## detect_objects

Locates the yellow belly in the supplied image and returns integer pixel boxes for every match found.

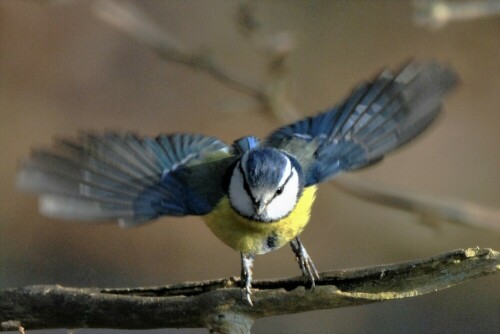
[203,186,317,255]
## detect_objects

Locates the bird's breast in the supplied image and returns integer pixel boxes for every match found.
[203,186,317,255]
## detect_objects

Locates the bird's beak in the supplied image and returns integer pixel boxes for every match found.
[254,200,267,216]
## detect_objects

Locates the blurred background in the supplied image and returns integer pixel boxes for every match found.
[0,1,499,333]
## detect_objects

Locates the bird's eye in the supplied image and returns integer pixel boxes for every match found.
[276,186,284,195]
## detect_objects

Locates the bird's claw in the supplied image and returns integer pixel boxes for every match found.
[240,253,255,306]
[297,249,320,287]
[291,237,320,287]
[243,284,253,306]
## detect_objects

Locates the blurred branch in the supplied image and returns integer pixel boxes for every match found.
[90,0,500,232]
[92,0,300,121]
[91,2,500,233]
[235,1,300,121]
[413,0,500,29]
[335,175,500,232]
[1,248,498,332]
[92,0,267,106]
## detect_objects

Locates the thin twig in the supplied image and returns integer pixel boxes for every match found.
[235,2,301,121]
[334,175,500,232]
[92,0,267,103]
[1,248,498,332]
[413,0,500,29]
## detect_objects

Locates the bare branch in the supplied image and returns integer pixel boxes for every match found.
[92,0,303,122]
[1,248,498,332]
[334,175,500,232]
[92,0,267,103]
[413,0,500,29]
[235,2,300,121]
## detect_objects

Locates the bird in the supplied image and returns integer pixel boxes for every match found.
[17,61,458,305]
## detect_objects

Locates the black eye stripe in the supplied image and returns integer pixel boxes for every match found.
[272,168,294,200]
[239,162,257,204]
[238,161,294,206]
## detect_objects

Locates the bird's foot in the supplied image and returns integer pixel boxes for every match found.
[290,237,320,287]
[240,253,255,306]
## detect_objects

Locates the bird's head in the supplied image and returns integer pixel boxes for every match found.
[229,147,304,222]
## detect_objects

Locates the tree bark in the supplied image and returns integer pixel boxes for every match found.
[1,248,498,333]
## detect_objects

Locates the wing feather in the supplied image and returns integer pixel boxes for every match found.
[265,62,458,185]
[17,132,232,226]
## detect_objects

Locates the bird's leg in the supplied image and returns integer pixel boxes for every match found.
[240,252,255,306]
[290,237,320,287]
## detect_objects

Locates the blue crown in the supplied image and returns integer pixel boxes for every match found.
[243,148,288,189]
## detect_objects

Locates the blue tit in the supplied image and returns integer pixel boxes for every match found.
[17,62,457,305]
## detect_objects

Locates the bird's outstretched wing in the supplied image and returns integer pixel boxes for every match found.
[17,133,234,226]
[265,62,458,186]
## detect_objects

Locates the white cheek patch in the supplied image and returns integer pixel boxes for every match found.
[277,159,292,188]
[252,156,292,209]
[228,163,254,217]
[229,158,300,222]
[264,168,299,221]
